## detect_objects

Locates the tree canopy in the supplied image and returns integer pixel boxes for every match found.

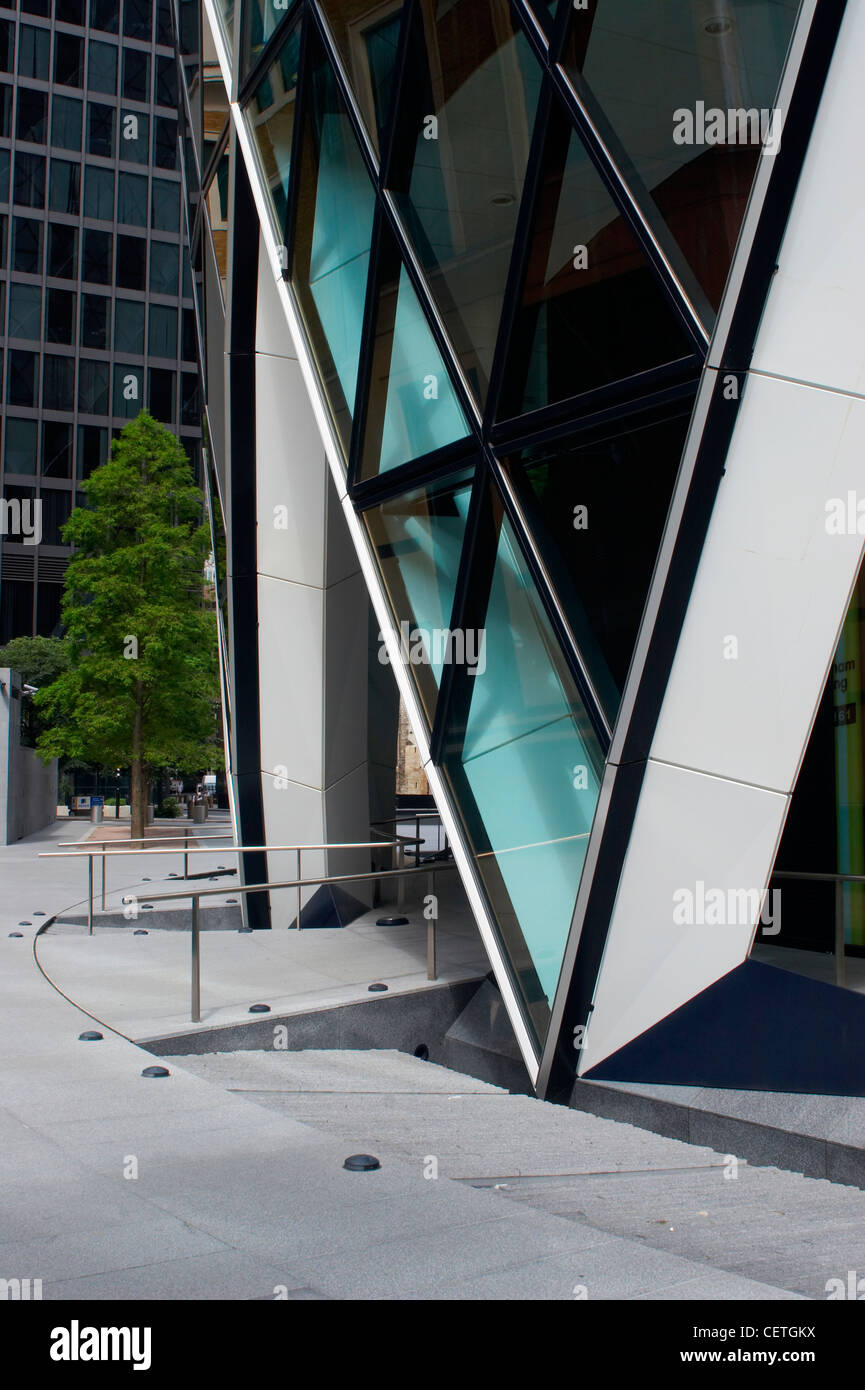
[36,412,223,837]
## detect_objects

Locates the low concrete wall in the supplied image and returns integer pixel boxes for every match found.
[0,667,57,843]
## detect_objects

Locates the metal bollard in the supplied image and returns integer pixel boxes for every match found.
[191,895,201,1022]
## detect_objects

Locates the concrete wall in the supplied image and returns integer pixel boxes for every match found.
[0,668,58,844]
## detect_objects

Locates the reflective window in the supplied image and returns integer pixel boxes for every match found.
[156,0,174,46]
[88,102,115,157]
[0,84,10,138]
[48,223,78,279]
[81,227,112,283]
[5,418,38,475]
[153,116,177,169]
[13,152,45,208]
[292,44,377,456]
[148,366,175,422]
[43,355,75,412]
[18,26,49,80]
[114,297,144,352]
[441,483,605,1043]
[43,423,74,479]
[119,109,149,163]
[155,55,176,108]
[40,490,72,546]
[17,90,47,144]
[149,238,178,295]
[77,423,109,477]
[151,177,179,231]
[180,371,199,426]
[84,165,114,220]
[9,283,42,340]
[117,171,148,225]
[364,468,475,725]
[182,307,197,362]
[54,33,84,89]
[8,349,38,407]
[88,40,118,95]
[122,48,150,102]
[388,0,543,404]
[116,232,146,290]
[81,293,109,349]
[13,216,42,274]
[90,0,119,35]
[124,0,152,42]
[51,96,82,150]
[0,19,12,74]
[563,0,800,313]
[113,363,143,418]
[46,288,76,344]
[78,358,110,413]
[148,302,176,358]
[48,160,80,216]
[359,233,470,480]
[56,0,86,23]
[246,26,300,238]
[0,148,7,203]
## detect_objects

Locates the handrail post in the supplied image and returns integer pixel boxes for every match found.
[296,848,302,931]
[427,869,436,981]
[397,841,405,909]
[88,854,93,936]
[191,895,201,1022]
[101,843,106,910]
[183,827,189,880]
[835,878,846,989]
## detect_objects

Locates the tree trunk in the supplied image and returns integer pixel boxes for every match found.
[130,682,146,841]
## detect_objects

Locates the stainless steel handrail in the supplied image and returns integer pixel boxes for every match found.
[135,859,453,1022]
[39,838,409,935]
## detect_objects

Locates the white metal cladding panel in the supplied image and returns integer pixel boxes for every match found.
[580,759,788,1071]
[750,0,865,400]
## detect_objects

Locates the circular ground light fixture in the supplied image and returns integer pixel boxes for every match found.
[414,1044,430,1061]
[376,916,409,927]
[9,932,23,938]
[343,1153,381,1172]
[18,921,31,926]
[142,877,151,882]
[79,1030,103,1041]
[249,1003,271,1013]
[33,911,45,917]
[141,1065,170,1078]
[226,898,238,904]
[368,982,388,993]
[141,905,154,911]
[168,873,178,878]
[238,926,253,933]
[133,929,148,936]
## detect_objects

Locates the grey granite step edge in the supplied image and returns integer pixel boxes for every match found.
[570,1077,865,1191]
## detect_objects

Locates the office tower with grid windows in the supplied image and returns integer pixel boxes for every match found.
[188,0,865,1102]
[0,0,201,643]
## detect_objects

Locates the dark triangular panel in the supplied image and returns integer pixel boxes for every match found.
[497,93,697,421]
[290,882,367,929]
[585,960,865,1095]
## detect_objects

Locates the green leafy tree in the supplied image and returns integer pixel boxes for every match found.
[36,412,223,839]
[0,634,70,688]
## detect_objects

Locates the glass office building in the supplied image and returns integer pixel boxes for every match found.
[188,0,865,1099]
[0,0,201,643]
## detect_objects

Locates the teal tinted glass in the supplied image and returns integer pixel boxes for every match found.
[246,25,300,237]
[292,47,377,456]
[442,490,604,1044]
[359,255,470,480]
[243,0,288,74]
[364,468,474,725]
[389,0,543,404]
